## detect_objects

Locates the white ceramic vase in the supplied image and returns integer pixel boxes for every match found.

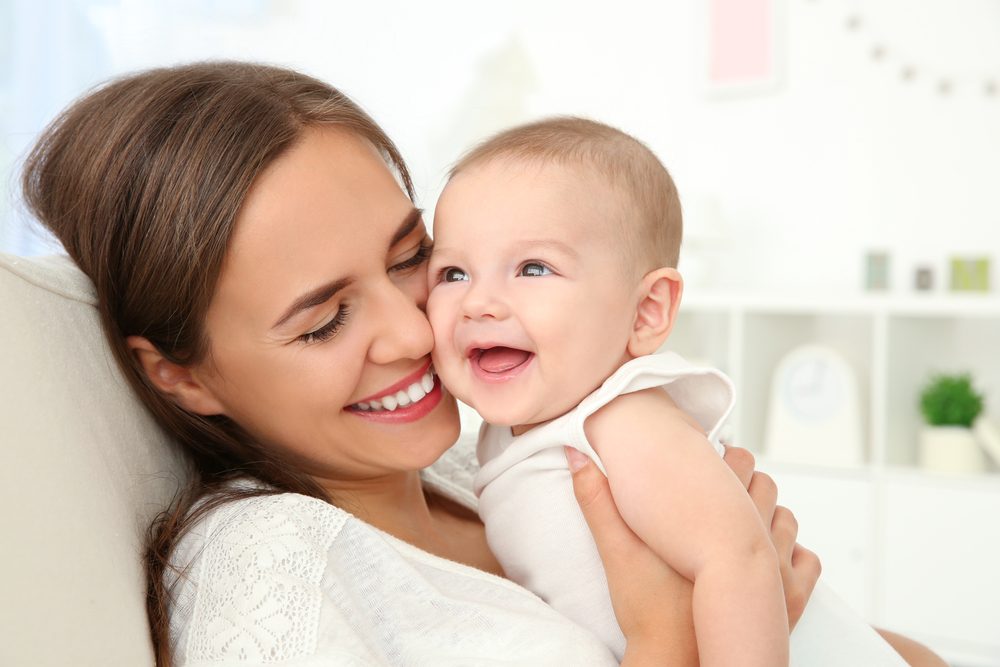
[919,426,985,473]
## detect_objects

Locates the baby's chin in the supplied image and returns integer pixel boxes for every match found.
[475,402,566,433]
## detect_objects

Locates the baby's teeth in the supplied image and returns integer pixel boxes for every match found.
[369,399,383,411]
[382,394,398,411]
[421,373,433,393]
[395,389,412,407]
[408,383,425,403]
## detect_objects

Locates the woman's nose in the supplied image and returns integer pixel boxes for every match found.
[367,279,435,364]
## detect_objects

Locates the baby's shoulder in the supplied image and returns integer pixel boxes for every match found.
[585,385,693,437]
[580,353,728,444]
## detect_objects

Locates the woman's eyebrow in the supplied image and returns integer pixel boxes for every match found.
[270,209,422,330]
[389,208,424,248]
[272,277,354,330]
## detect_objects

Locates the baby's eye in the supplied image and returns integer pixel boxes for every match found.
[443,267,469,282]
[518,262,552,277]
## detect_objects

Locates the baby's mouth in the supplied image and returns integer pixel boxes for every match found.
[470,346,534,374]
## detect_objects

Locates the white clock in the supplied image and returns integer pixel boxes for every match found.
[764,344,864,467]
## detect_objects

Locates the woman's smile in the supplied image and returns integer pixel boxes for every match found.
[348,362,444,423]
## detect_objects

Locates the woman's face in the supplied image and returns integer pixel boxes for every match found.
[193,127,459,487]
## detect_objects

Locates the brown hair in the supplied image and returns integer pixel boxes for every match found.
[451,116,682,273]
[21,61,414,666]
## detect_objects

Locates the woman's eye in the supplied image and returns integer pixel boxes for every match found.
[389,240,433,273]
[519,262,552,277]
[443,267,469,282]
[299,305,351,344]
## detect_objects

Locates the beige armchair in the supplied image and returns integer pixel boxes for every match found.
[0,252,186,666]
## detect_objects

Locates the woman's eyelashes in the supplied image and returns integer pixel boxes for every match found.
[299,305,351,344]
[296,238,430,345]
[388,239,433,273]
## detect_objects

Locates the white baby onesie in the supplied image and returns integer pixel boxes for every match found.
[475,351,907,666]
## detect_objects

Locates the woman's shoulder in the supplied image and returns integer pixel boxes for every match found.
[177,489,347,557]
[169,490,351,664]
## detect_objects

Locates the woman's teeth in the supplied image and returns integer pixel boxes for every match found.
[352,368,436,412]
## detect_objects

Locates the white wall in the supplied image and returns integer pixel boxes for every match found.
[3,0,999,285]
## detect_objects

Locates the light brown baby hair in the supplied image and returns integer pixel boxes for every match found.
[450,116,682,275]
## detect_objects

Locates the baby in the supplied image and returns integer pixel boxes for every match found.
[427,118,907,666]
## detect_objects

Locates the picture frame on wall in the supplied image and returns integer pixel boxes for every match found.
[703,0,783,97]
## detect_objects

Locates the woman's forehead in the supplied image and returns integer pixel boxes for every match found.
[212,128,416,324]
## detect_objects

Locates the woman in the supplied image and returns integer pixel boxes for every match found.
[21,62,937,665]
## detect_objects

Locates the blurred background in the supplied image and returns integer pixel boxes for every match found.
[1,1,998,664]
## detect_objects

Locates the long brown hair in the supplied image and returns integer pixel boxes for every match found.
[21,61,415,666]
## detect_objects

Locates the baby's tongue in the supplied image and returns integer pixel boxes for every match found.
[478,347,531,373]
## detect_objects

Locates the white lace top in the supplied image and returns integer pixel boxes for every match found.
[166,439,617,666]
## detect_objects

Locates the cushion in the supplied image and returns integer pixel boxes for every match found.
[0,252,187,666]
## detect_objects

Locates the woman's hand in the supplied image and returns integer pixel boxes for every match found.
[567,446,697,665]
[722,446,821,630]
[568,443,822,665]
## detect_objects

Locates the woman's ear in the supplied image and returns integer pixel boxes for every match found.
[125,335,226,416]
[628,267,683,358]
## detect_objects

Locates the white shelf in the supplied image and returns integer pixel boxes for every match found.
[684,291,1000,318]
[671,294,1000,664]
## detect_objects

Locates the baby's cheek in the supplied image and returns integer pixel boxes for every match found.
[425,297,462,387]
[425,290,448,336]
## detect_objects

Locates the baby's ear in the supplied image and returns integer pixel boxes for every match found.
[627,267,683,357]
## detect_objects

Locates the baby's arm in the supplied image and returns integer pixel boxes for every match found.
[585,388,789,667]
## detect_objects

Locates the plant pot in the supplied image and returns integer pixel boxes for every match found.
[919,426,986,473]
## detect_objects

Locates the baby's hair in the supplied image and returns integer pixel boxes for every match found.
[450,116,681,273]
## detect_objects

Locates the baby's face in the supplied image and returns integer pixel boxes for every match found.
[427,159,639,431]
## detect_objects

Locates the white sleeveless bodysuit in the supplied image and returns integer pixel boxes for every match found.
[475,352,906,665]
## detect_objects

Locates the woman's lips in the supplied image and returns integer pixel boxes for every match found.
[352,361,433,405]
[347,364,443,423]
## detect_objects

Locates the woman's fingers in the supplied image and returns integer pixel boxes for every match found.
[792,543,822,581]
[566,447,644,557]
[785,543,821,630]
[770,505,798,554]
[748,471,778,528]
[722,445,755,489]
[724,444,777,528]
[771,505,820,631]
[723,445,822,630]
[566,446,698,662]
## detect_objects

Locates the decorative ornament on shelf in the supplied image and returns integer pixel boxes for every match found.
[913,265,934,292]
[949,256,991,292]
[864,250,890,291]
[764,344,864,467]
[918,373,987,473]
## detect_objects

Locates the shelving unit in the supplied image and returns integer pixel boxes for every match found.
[671,292,1000,666]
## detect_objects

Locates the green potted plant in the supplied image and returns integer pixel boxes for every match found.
[918,373,986,473]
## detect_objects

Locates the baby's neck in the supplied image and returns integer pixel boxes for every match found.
[510,422,541,436]
[508,352,640,437]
